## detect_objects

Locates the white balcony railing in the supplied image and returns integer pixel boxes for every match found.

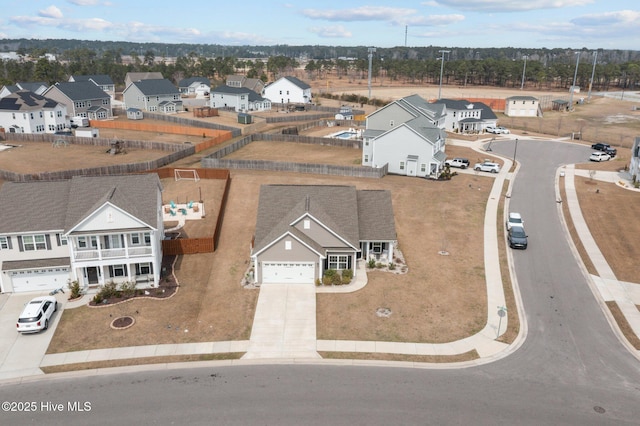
[73,246,152,261]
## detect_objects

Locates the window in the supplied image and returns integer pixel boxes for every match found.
[144,233,151,245]
[303,219,310,229]
[102,99,109,105]
[136,263,151,275]
[131,233,141,245]
[285,240,292,250]
[389,120,394,127]
[399,161,405,170]
[0,236,9,249]
[364,155,368,163]
[111,264,126,277]
[22,235,47,251]
[328,255,349,270]
[365,141,369,146]
[371,242,385,253]
[421,163,426,172]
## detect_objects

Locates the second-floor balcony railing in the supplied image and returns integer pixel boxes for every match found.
[74,246,153,261]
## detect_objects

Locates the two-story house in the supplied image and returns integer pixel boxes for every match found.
[0,174,164,293]
[362,94,447,178]
[226,75,265,94]
[210,85,271,112]
[0,81,48,99]
[431,98,497,133]
[123,79,183,113]
[263,76,312,104]
[42,81,112,121]
[124,72,164,88]
[0,91,68,134]
[69,74,116,100]
[504,95,540,117]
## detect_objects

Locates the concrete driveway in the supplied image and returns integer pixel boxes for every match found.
[0,291,65,380]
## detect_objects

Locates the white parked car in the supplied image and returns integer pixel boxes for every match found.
[16,296,57,333]
[496,126,510,134]
[474,161,501,173]
[506,212,524,230]
[445,157,470,169]
[485,126,500,134]
[589,151,611,162]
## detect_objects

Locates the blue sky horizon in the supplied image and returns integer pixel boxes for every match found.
[2,1,639,51]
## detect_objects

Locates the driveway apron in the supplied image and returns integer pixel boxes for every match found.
[242,283,320,359]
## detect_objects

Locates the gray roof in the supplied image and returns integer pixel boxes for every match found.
[399,94,446,122]
[433,98,497,120]
[282,76,311,90]
[70,74,114,85]
[403,116,446,143]
[0,174,162,234]
[253,185,395,255]
[0,91,59,111]
[506,95,538,101]
[129,79,179,96]
[16,82,48,92]
[126,72,164,83]
[211,84,266,101]
[2,257,70,271]
[48,81,110,101]
[178,77,210,87]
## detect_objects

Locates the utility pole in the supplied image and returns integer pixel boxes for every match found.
[367,47,376,100]
[405,26,408,47]
[520,55,528,90]
[587,50,598,103]
[438,50,450,100]
[568,52,580,110]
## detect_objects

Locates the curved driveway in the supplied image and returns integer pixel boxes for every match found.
[2,139,640,425]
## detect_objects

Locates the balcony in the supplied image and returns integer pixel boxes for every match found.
[74,246,153,261]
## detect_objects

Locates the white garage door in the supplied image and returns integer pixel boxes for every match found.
[10,269,70,293]
[262,262,315,284]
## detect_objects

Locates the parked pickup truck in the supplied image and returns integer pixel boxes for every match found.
[591,142,617,157]
[444,158,470,169]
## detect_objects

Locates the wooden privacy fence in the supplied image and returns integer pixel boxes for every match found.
[162,237,214,255]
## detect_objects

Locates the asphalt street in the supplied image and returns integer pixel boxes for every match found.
[1,139,639,425]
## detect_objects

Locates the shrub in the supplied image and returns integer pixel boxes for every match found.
[367,258,377,268]
[98,281,119,299]
[331,272,343,286]
[315,278,322,286]
[376,262,384,269]
[388,262,396,271]
[341,269,353,284]
[120,281,137,298]
[92,293,103,304]
[67,279,82,299]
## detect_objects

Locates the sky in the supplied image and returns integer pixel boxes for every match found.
[1,0,639,50]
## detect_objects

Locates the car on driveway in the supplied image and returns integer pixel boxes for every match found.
[485,126,499,134]
[508,225,528,249]
[589,151,611,162]
[496,126,510,134]
[506,212,524,230]
[445,157,470,169]
[591,142,617,157]
[474,161,501,173]
[16,296,57,333]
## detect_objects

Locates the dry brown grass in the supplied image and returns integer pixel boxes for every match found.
[606,302,640,350]
[319,350,479,363]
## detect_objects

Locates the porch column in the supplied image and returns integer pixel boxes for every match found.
[388,242,394,263]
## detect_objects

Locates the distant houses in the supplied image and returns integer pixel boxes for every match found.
[504,95,540,117]
[0,91,68,134]
[43,81,112,120]
[263,76,312,104]
[123,79,183,113]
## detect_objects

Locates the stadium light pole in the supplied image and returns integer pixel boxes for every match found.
[520,55,528,90]
[568,51,580,110]
[438,50,450,99]
[367,47,376,100]
[587,50,598,103]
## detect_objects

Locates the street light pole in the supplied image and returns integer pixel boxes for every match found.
[568,52,580,110]
[367,47,376,100]
[587,50,597,103]
[520,55,527,90]
[513,138,518,163]
[438,50,450,100]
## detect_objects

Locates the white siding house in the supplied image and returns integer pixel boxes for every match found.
[0,174,164,293]
[210,85,271,112]
[0,91,68,134]
[263,76,312,104]
[505,95,540,117]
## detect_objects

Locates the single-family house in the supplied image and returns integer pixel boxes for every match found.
[178,77,211,97]
[0,174,164,293]
[0,82,48,99]
[431,99,497,133]
[362,94,447,178]
[0,91,68,134]
[250,185,397,285]
[630,137,640,182]
[123,79,183,113]
[69,74,116,100]
[226,75,265,94]
[124,72,164,88]
[263,76,312,104]
[42,81,112,121]
[335,105,354,120]
[505,95,540,117]
[210,85,271,112]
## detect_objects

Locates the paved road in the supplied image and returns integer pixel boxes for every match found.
[2,139,639,425]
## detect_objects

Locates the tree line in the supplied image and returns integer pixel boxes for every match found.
[0,41,638,93]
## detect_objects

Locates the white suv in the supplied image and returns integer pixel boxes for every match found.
[474,161,501,173]
[16,296,57,333]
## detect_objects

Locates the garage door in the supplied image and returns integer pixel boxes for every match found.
[10,269,70,293]
[262,262,315,284]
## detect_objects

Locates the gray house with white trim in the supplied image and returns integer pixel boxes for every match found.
[43,81,112,120]
[123,79,183,113]
[251,185,396,285]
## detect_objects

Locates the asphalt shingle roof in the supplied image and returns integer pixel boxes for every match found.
[49,81,110,101]
[130,79,179,96]
[0,91,59,111]
[70,74,114,85]
[283,76,311,90]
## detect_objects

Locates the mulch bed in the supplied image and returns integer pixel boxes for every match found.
[88,255,179,306]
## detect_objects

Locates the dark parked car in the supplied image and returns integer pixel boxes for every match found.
[508,225,528,249]
[591,142,617,157]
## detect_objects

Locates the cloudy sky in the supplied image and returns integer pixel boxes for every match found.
[2,0,639,49]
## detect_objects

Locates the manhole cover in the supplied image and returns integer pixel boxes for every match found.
[110,316,135,330]
[376,307,392,318]
[593,406,606,414]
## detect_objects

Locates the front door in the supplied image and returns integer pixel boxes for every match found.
[86,267,99,284]
[406,160,417,176]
